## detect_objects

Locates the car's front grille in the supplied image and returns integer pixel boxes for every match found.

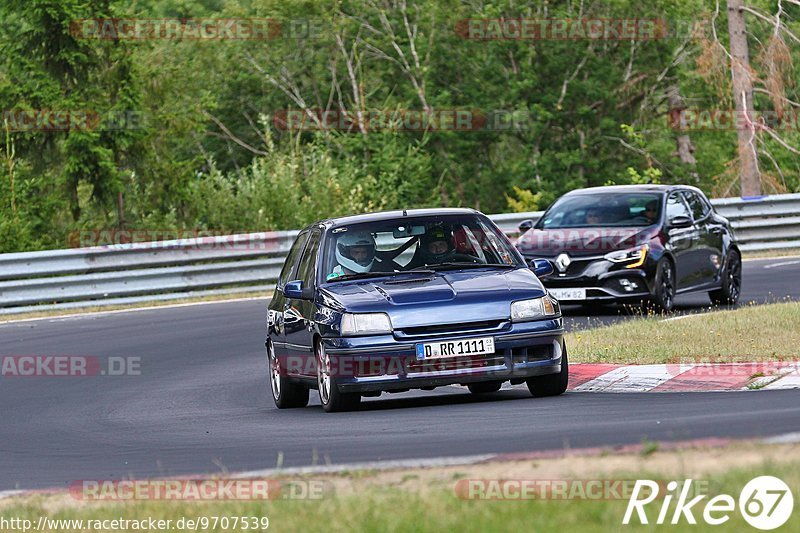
[404,344,553,374]
[395,320,507,339]
[405,354,506,373]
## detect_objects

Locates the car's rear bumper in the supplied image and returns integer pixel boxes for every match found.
[321,318,564,393]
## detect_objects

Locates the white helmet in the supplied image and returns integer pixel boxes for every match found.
[335,231,376,273]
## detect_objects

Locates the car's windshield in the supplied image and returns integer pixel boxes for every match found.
[538,192,663,229]
[322,214,521,282]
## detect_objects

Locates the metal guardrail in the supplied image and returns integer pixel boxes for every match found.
[0,194,798,314]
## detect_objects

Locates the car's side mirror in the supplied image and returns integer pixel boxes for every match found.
[529,258,554,278]
[283,280,314,300]
[518,219,534,235]
[669,215,693,229]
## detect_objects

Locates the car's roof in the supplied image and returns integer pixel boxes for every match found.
[313,208,481,229]
[564,184,698,196]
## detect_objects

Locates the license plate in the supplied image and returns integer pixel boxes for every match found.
[415,337,495,360]
[549,288,586,301]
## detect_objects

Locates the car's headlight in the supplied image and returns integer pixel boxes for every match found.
[340,313,393,336]
[604,244,649,268]
[510,296,560,322]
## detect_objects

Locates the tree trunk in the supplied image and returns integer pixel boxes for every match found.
[727,0,761,196]
[667,86,698,182]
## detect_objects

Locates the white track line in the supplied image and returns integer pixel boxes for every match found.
[574,364,681,392]
[763,259,800,269]
[763,366,800,390]
[763,432,800,444]
[0,296,270,326]
[232,454,497,480]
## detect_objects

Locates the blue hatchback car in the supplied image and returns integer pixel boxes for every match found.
[266,208,568,412]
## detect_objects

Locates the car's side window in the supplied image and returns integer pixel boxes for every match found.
[666,192,692,221]
[683,191,710,221]
[277,231,309,288]
[296,230,321,288]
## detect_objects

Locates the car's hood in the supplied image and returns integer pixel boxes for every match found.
[319,268,545,329]
[515,226,655,258]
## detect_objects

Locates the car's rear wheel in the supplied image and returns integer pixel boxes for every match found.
[651,258,676,313]
[526,345,569,397]
[709,250,742,306]
[317,342,361,413]
[267,340,309,408]
[468,381,503,394]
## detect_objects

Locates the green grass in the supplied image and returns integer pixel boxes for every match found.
[567,301,800,364]
[2,459,799,532]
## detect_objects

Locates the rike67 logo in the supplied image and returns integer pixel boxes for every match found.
[624,476,794,530]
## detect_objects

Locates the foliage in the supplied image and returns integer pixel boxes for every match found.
[1,0,799,251]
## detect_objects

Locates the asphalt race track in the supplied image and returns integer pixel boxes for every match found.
[1,256,799,491]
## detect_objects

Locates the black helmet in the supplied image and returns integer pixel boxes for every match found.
[421,227,454,263]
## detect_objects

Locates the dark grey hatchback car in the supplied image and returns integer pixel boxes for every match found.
[515,185,742,312]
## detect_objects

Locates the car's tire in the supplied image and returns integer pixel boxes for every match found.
[709,250,742,306]
[651,258,676,313]
[316,342,361,413]
[526,345,569,398]
[468,381,503,394]
[267,340,309,408]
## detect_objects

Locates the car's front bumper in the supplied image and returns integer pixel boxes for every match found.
[321,318,564,393]
[524,254,657,302]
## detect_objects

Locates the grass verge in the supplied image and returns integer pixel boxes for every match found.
[742,248,800,259]
[567,301,800,364]
[2,442,798,532]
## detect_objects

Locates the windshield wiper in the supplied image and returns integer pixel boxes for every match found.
[422,262,517,271]
[328,270,435,282]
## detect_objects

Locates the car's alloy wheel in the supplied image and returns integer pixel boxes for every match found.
[267,340,309,409]
[710,250,742,306]
[467,381,503,394]
[316,342,361,413]
[652,259,675,313]
[526,344,569,397]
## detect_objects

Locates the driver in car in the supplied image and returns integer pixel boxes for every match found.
[633,200,659,225]
[327,232,379,280]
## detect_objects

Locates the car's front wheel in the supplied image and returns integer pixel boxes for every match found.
[526,345,569,397]
[317,342,361,413]
[709,250,742,306]
[267,340,309,408]
[468,381,502,394]
[651,258,676,313]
